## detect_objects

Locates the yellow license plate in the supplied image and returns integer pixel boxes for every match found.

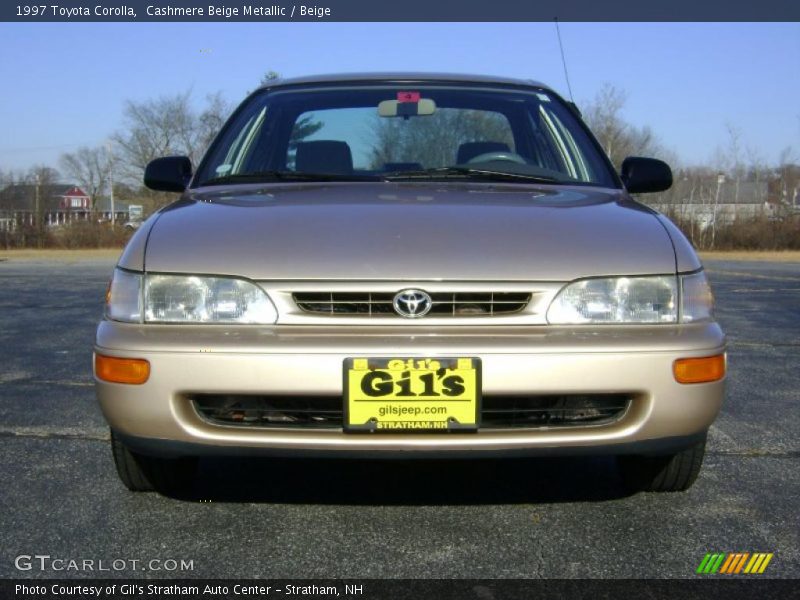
[344,357,480,432]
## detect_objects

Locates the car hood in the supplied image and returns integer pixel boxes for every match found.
[137,182,677,281]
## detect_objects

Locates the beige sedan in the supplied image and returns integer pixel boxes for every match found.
[95,73,725,494]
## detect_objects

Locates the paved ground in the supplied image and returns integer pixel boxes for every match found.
[0,257,797,579]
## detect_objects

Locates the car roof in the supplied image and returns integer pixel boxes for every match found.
[259,72,553,92]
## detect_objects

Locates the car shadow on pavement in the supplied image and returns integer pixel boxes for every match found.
[180,455,633,505]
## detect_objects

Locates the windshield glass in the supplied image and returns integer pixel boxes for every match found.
[195,84,617,187]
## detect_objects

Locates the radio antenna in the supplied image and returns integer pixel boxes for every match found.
[554,18,574,102]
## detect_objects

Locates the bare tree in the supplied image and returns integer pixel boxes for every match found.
[259,71,281,86]
[112,90,232,186]
[112,91,192,183]
[774,146,799,210]
[369,109,514,169]
[59,146,110,211]
[582,84,629,166]
[581,83,666,169]
[25,165,60,247]
[25,165,60,186]
[745,143,769,209]
[716,124,746,201]
[197,92,233,155]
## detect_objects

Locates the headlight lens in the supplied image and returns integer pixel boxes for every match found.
[105,270,278,324]
[145,275,277,323]
[547,275,678,324]
[680,271,714,322]
[547,272,715,324]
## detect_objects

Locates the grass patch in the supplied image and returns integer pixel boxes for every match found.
[700,251,800,262]
[0,248,122,261]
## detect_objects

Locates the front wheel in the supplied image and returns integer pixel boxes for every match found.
[110,430,197,494]
[617,436,707,493]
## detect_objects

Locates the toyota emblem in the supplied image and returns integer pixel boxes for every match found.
[393,289,432,318]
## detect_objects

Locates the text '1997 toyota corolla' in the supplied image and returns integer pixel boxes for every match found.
[94,73,725,495]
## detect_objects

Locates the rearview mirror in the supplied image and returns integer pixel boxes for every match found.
[620,156,672,194]
[378,98,436,118]
[144,156,192,192]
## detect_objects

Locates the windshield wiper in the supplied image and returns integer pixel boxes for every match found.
[199,170,382,186]
[383,166,560,184]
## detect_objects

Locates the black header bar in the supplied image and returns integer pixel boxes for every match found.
[2,0,799,22]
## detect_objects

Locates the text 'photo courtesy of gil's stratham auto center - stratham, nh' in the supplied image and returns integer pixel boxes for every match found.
[0,2,799,598]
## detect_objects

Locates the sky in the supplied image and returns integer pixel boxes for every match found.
[0,22,798,178]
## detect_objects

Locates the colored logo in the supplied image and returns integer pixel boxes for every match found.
[696,552,774,575]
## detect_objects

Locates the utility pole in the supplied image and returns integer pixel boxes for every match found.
[107,141,115,228]
[34,173,41,248]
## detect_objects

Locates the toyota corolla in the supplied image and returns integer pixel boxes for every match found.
[95,73,725,494]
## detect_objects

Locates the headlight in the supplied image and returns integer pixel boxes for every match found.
[145,275,277,323]
[547,272,714,324]
[547,275,678,324]
[105,270,278,324]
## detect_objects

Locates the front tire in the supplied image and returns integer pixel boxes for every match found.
[618,436,707,492]
[110,430,197,494]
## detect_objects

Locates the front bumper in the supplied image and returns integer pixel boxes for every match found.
[94,321,725,457]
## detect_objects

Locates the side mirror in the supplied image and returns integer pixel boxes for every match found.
[144,156,192,192]
[620,156,672,194]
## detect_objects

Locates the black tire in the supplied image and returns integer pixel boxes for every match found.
[110,430,197,494]
[618,436,707,493]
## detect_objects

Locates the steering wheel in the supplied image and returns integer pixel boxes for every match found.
[466,151,529,165]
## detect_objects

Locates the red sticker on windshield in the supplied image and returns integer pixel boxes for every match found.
[397,91,421,103]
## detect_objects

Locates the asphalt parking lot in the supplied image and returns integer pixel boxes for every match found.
[0,255,797,579]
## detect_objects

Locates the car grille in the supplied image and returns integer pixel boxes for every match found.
[292,292,531,317]
[192,395,342,429]
[479,395,631,428]
[190,394,631,430]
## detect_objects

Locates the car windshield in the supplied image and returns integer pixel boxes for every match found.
[194,83,617,188]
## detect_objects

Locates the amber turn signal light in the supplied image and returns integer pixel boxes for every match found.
[95,354,150,385]
[673,354,726,384]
